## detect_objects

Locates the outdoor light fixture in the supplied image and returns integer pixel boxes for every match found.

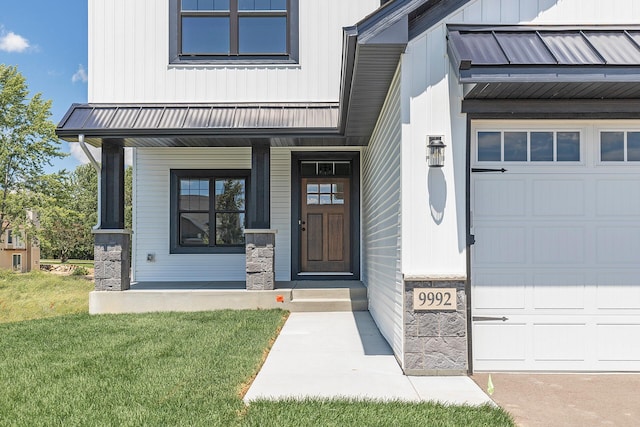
[427,135,446,167]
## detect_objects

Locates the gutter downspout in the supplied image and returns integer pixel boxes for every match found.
[78,134,102,229]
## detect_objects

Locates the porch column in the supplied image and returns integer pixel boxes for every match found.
[93,139,131,291]
[248,142,270,229]
[244,143,275,290]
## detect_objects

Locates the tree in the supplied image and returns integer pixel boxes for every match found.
[0,65,63,241]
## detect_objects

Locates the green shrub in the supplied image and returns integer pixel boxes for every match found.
[71,266,90,276]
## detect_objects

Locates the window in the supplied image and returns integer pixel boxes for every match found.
[477,130,581,162]
[12,254,21,271]
[171,170,249,254]
[176,0,297,61]
[600,131,640,162]
[6,230,12,245]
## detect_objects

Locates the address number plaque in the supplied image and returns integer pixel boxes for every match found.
[413,288,456,311]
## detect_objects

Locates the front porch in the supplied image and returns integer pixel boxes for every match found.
[89,280,368,314]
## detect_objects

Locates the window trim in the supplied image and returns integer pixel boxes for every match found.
[170,169,250,254]
[170,0,299,64]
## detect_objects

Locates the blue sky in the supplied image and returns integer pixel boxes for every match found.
[0,0,88,173]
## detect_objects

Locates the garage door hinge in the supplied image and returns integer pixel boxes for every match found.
[472,316,509,322]
[471,168,507,173]
[468,234,476,245]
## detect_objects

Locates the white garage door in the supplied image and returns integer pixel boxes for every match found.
[471,124,640,371]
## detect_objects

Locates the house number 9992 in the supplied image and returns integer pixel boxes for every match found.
[413,288,456,311]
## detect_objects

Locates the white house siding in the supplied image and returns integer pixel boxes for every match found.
[400,0,640,278]
[88,0,379,104]
[363,68,403,359]
[133,147,251,282]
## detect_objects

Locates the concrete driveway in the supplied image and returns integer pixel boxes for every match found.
[471,373,640,427]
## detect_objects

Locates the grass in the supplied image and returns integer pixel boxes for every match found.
[0,269,93,323]
[0,272,514,426]
[40,259,95,268]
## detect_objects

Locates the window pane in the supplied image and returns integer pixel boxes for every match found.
[477,132,501,161]
[319,184,331,194]
[179,179,209,210]
[504,132,527,161]
[628,132,640,161]
[317,163,333,176]
[182,17,230,54]
[180,213,210,246]
[215,179,245,211]
[332,183,344,193]
[320,195,332,205]
[332,194,345,205]
[601,132,624,161]
[531,132,553,161]
[301,163,316,177]
[239,17,287,54]
[334,163,351,176]
[182,0,229,10]
[307,195,319,205]
[239,0,286,10]
[216,213,245,245]
[306,184,319,193]
[557,132,580,161]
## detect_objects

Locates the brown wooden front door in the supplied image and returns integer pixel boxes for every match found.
[301,177,350,272]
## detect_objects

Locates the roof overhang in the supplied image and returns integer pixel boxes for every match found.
[448,25,640,101]
[56,103,368,147]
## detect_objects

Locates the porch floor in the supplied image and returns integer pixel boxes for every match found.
[89,281,368,314]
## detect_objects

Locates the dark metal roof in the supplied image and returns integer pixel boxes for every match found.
[56,103,353,146]
[448,25,640,83]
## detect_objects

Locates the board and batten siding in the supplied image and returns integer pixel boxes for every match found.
[400,0,640,278]
[88,0,379,104]
[363,67,403,359]
[133,147,252,282]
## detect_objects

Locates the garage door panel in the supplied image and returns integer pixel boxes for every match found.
[474,179,526,216]
[533,180,585,216]
[533,227,585,264]
[596,273,640,309]
[475,227,527,263]
[474,324,527,361]
[533,281,585,309]
[596,180,640,216]
[533,324,587,361]
[597,324,640,361]
[474,274,526,309]
[596,228,640,264]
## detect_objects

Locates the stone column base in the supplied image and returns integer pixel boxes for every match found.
[403,276,468,375]
[93,229,132,291]
[245,229,277,291]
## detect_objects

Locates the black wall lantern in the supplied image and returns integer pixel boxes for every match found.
[427,135,446,168]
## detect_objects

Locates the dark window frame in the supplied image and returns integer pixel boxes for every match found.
[170,0,299,64]
[170,169,250,254]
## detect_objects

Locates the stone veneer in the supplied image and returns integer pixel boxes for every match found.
[403,277,468,375]
[244,230,277,291]
[93,230,131,291]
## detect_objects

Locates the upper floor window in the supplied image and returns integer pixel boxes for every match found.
[177,0,295,61]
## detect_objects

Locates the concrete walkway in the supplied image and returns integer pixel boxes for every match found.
[245,312,492,406]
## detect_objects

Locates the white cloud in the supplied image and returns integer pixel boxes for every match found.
[0,30,30,53]
[72,64,88,83]
[70,144,133,167]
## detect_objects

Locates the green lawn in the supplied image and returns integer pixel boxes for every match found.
[0,271,514,426]
[0,270,93,323]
